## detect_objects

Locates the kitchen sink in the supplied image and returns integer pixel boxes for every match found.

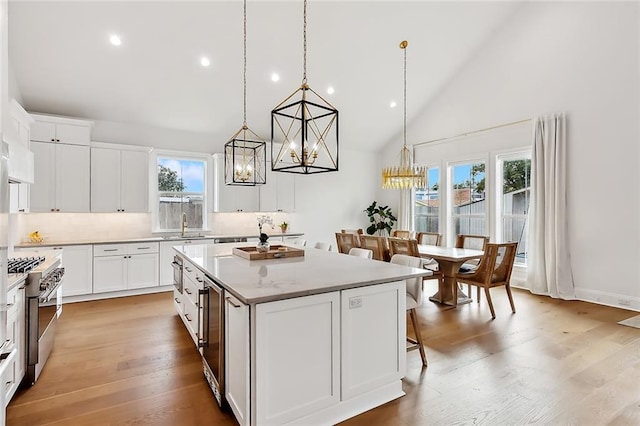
[161,235,211,240]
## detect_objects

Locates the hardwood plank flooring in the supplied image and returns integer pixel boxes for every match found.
[7,285,640,425]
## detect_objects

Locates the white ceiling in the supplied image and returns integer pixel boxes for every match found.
[9,1,522,153]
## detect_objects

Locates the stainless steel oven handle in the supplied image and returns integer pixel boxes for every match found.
[225,296,241,309]
[199,287,210,348]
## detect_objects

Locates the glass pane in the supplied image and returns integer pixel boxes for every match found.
[503,217,527,265]
[158,194,204,230]
[452,162,485,204]
[453,216,486,236]
[415,167,439,232]
[158,158,205,192]
[502,159,531,214]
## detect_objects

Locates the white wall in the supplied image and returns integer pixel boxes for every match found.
[378,1,640,310]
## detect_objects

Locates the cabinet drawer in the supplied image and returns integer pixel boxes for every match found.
[173,288,184,314]
[94,244,127,257]
[183,275,201,307]
[126,242,159,255]
[183,297,199,346]
[6,286,20,316]
[183,260,204,286]
[1,353,17,404]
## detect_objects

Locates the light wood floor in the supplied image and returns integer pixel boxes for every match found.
[7,284,640,425]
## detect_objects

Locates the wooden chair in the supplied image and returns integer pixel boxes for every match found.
[341,228,363,235]
[392,230,412,239]
[348,247,373,259]
[313,242,332,251]
[456,242,518,319]
[456,234,489,297]
[390,254,429,367]
[335,232,360,254]
[416,232,442,246]
[388,237,444,289]
[358,235,388,261]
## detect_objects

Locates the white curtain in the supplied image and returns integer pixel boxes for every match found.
[398,188,413,231]
[526,113,575,299]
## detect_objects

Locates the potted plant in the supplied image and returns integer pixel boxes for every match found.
[364,201,397,236]
[279,222,289,233]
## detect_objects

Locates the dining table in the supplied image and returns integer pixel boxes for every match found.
[417,244,484,307]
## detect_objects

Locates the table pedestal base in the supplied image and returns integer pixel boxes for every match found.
[427,260,472,307]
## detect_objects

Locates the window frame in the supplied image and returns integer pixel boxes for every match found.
[414,165,441,234]
[151,150,212,233]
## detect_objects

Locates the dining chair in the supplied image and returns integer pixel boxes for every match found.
[313,242,332,251]
[290,238,307,247]
[390,254,429,367]
[348,247,373,259]
[341,228,364,235]
[456,234,489,298]
[392,230,412,239]
[358,235,388,261]
[335,232,360,254]
[415,232,442,270]
[387,237,444,290]
[456,242,518,319]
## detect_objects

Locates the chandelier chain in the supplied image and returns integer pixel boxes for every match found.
[302,0,307,84]
[243,0,247,125]
[403,42,407,148]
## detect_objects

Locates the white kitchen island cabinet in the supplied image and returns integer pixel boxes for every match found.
[174,243,428,426]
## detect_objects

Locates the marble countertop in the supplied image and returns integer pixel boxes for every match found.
[174,242,431,305]
[15,232,304,248]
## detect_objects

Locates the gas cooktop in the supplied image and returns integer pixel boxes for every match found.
[8,257,46,274]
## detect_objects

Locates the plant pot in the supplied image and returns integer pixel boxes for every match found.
[256,241,270,253]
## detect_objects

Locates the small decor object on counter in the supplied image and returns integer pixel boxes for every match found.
[257,233,270,253]
[29,231,43,243]
[233,244,305,260]
[279,222,289,233]
[257,215,274,252]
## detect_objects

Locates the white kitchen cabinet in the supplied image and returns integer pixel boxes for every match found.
[5,284,25,406]
[213,153,260,212]
[225,293,250,426]
[9,183,29,213]
[30,141,90,212]
[91,146,149,213]
[58,245,93,297]
[255,291,341,425]
[260,163,295,212]
[93,243,159,293]
[30,114,91,146]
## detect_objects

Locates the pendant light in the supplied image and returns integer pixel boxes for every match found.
[271,0,339,174]
[224,0,266,186]
[382,40,426,189]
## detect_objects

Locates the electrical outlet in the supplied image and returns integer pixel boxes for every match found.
[618,299,631,307]
[349,297,362,309]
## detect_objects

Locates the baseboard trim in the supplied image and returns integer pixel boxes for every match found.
[574,288,640,312]
[63,286,173,304]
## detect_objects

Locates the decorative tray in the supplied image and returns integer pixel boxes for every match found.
[232,245,305,260]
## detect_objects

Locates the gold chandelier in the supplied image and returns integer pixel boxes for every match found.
[382,40,426,189]
[270,0,339,175]
[224,0,266,186]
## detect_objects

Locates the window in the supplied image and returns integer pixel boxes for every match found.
[156,156,207,231]
[415,167,440,233]
[450,161,486,236]
[498,154,531,265]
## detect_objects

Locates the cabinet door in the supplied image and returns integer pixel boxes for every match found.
[60,245,93,297]
[55,124,90,146]
[17,184,29,213]
[127,253,159,289]
[159,241,177,286]
[215,156,238,212]
[56,144,90,212]
[277,173,295,211]
[93,256,127,293]
[259,165,277,212]
[341,281,405,400]
[29,141,56,212]
[30,121,57,143]
[236,186,259,212]
[120,150,149,213]
[225,293,250,426]
[90,147,120,212]
[255,292,340,425]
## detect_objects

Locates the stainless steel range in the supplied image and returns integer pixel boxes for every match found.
[8,253,65,385]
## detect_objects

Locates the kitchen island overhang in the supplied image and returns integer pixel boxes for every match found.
[173,242,431,425]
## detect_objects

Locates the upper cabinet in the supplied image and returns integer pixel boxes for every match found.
[30,114,92,146]
[260,163,295,212]
[91,145,150,213]
[212,153,260,212]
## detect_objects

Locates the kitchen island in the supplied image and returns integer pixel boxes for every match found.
[173,242,430,426]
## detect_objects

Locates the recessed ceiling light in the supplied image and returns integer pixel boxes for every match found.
[200,57,211,68]
[390,101,397,108]
[271,73,280,82]
[109,34,122,46]
[327,86,335,95]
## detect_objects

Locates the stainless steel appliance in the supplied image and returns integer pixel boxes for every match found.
[201,275,225,406]
[0,143,9,355]
[172,255,183,293]
[17,253,65,385]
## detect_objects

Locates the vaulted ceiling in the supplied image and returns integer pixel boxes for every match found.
[9,1,521,152]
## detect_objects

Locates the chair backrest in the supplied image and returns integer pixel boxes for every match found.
[358,235,387,261]
[291,238,307,247]
[335,232,360,254]
[455,234,489,251]
[348,247,373,259]
[464,242,518,286]
[392,230,412,239]
[387,237,420,257]
[313,242,332,251]
[341,228,364,235]
[416,232,442,246]
[390,254,423,307]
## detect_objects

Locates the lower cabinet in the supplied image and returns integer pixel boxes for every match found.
[59,245,93,297]
[93,243,159,293]
[225,293,250,426]
[4,284,26,406]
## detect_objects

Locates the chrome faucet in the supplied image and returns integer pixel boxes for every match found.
[181,213,187,237]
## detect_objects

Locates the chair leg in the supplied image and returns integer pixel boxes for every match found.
[505,284,516,314]
[477,286,481,303]
[409,309,428,366]
[484,287,496,319]
[467,283,471,299]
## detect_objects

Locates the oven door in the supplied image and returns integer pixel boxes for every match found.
[172,256,183,293]
[201,276,224,405]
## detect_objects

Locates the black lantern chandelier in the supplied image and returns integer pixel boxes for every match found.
[271,0,339,175]
[224,0,266,186]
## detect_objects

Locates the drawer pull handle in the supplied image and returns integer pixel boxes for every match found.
[174,297,181,303]
[195,277,203,283]
[185,313,192,322]
[185,267,192,272]
[137,247,150,250]
[226,297,242,308]
[103,249,118,252]
[185,288,192,295]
